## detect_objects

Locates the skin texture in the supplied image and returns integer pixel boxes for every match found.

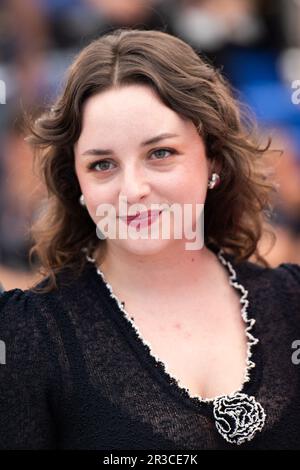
[74,84,248,399]
[74,84,218,295]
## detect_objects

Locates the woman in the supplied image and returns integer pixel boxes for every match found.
[0,28,299,450]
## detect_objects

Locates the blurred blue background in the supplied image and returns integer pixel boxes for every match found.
[0,0,300,289]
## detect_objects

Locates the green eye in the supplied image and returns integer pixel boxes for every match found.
[87,148,176,173]
[88,160,115,172]
[151,148,176,159]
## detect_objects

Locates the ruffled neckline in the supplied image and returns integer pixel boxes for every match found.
[84,245,262,410]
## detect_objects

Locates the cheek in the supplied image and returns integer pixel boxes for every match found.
[82,181,121,225]
[75,170,106,219]
[75,162,113,204]
[75,162,90,199]
[165,160,208,203]
[188,156,209,199]
[86,187,115,221]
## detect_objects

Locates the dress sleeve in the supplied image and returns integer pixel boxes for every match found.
[277,262,300,309]
[0,289,57,449]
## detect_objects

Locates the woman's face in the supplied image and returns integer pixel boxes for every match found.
[74,84,211,257]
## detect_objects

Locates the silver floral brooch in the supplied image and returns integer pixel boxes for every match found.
[213,392,266,445]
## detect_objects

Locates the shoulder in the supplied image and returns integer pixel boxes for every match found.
[0,288,36,330]
[252,260,300,296]
[0,286,63,449]
[219,253,300,336]
[273,262,300,287]
[225,251,300,288]
[0,274,63,335]
[270,262,300,308]
[222,252,300,304]
[0,266,86,374]
[0,260,97,326]
[0,287,52,364]
[0,281,54,324]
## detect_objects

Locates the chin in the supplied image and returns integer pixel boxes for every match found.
[114,237,173,256]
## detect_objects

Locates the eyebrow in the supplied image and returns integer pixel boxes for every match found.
[81,132,180,157]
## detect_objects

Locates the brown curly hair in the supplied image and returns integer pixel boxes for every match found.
[25,28,278,293]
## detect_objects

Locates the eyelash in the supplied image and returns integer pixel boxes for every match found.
[87,148,177,172]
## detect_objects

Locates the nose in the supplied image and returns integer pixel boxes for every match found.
[119,163,151,205]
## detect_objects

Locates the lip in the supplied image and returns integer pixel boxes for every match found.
[119,209,162,226]
[119,209,161,222]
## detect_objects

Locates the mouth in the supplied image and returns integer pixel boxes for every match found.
[119,209,162,225]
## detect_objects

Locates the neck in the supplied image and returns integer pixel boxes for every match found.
[93,240,220,297]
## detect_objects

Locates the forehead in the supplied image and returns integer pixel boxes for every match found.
[79,85,189,137]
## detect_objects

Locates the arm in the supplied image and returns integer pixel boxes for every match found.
[0,289,58,449]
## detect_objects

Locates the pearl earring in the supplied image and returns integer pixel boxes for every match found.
[208,173,220,189]
[79,194,86,206]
